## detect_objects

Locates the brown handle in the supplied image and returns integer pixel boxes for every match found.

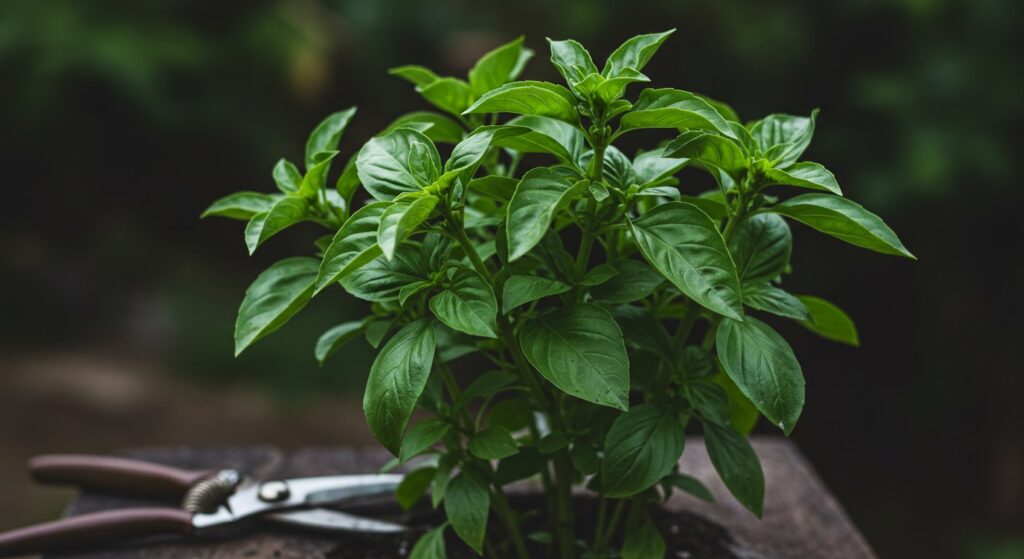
[29,455,216,498]
[0,508,193,557]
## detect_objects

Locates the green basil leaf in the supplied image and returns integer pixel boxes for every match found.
[629,202,743,320]
[429,267,499,338]
[365,319,395,349]
[297,151,338,199]
[573,72,639,105]
[315,202,388,294]
[570,442,599,475]
[765,161,842,195]
[399,418,451,464]
[399,280,431,306]
[501,275,571,314]
[243,196,310,255]
[461,371,518,403]
[409,523,447,559]
[463,81,579,124]
[396,466,436,510]
[234,257,318,356]
[520,304,630,410]
[667,472,714,502]
[357,128,441,201]
[494,446,546,485]
[620,88,734,138]
[686,381,731,425]
[621,516,666,559]
[201,191,279,220]
[469,426,519,460]
[716,316,804,434]
[506,168,585,261]
[496,115,585,165]
[711,372,760,435]
[680,346,715,378]
[699,94,740,123]
[593,145,635,189]
[589,259,665,304]
[305,107,356,169]
[314,320,365,365]
[342,243,431,303]
[632,148,687,187]
[611,305,674,362]
[383,111,465,144]
[797,295,860,346]
[679,194,728,221]
[538,432,569,454]
[468,36,532,97]
[664,131,747,175]
[579,263,618,287]
[389,65,441,88]
[771,194,915,258]
[744,283,811,320]
[468,175,518,202]
[729,213,792,285]
[363,318,437,454]
[547,38,598,87]
[431,454,456,507]
[445,470,490,554]
[601,404,685,498]
[444,126,527,182]
[603,29,675,77]
[335,154,361,208]
[377,196,438,260]
[420,77,474,117]
[703,420,764,517]
[272,159,302,193]
[749,109,818,167]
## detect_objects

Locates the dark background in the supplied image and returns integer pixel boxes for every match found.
[1,1,1021,557]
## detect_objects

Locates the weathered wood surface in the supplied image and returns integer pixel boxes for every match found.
[44,437,875,558]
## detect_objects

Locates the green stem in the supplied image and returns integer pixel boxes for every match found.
[553,450,575,559]
[453,225,493,280]
[437,359,474,430]
[592,497,608,549]
[595,499,627,549]
[491,485,530,559]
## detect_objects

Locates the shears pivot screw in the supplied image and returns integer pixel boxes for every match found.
[258,480,290,502]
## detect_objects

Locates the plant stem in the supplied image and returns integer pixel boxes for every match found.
[491,484,530,559]
[437,359,475,430]
[592,497,608,549]
[452,224,493,281]
[595,499,627,549]
[553,450,575,559]
[446,178,579,558]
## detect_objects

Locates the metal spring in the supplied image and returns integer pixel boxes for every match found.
[182,469,241,513]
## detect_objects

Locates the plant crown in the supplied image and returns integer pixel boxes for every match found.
[205,30,913,559]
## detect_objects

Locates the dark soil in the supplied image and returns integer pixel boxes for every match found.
[317,494,745,558]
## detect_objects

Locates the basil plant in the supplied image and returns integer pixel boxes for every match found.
[204,31,913,559]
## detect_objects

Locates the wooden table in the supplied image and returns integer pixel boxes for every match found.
[44,437,875,558]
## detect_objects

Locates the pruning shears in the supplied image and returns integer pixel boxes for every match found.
[0,454,407,556]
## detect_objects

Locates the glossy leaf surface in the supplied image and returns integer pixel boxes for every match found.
[519,304,630,410]
[716,316,805,434]
[772,194,915,258]
[629,202,743,319]
[601,404,685,497]
[234,257,318,356]
[363,319,437,454]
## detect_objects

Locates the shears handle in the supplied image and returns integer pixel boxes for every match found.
[0,508,193,557]
[30,454,217,498]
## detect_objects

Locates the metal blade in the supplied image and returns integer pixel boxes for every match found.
[264,508,407,533]
[192,474,405,531]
